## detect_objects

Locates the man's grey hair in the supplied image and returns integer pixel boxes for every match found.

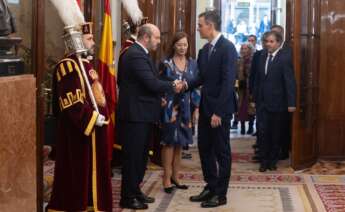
[137,25,153,39]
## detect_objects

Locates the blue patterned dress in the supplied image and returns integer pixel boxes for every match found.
[160,58,199,147]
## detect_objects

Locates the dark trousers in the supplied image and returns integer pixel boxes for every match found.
[281,112,292,157]
[261,109,288,165]
[198,114,231,197]
[256,105,264,152]
[120,122,152,199]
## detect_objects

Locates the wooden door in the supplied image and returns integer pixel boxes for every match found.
[287,0,319,169]
[33,0,45,210]
[317,0,345,159]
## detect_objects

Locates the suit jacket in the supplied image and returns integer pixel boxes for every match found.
[189,35,237,118]
[117,43,173,123]
[249,49,263,97]
[254,49,296,112]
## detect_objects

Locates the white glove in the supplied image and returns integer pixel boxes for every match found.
[95,114,106,127]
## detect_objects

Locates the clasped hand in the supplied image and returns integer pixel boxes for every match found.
[210,114,222,128]
[173,79,187,93]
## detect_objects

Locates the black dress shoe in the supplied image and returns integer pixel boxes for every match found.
[182,152,192,159]
[190,188,213,202]
[201,195,227,208]
[269,164,277,171]
[259,163,268,172]
[240,128,245,135]
[120,198,148,210]
[137,193,155,203]
[247,127,253,135]
[164,186,175,194]
[279,153,289,160]
[171,178,188,189]
[252,155,261,162]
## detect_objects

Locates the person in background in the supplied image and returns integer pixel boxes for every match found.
[250,32,269,161]
[258,15,271,37]
[160,32,199,193]
[247,35,257,51]
[237,43,255,135]
[271,24,293,160]
[254,31,296,172]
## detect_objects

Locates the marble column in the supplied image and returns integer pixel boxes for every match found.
[0,75,37,212]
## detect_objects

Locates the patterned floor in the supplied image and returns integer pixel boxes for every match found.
[111,171,345,212]
[44,131,345,212]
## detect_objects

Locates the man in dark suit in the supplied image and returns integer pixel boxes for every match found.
[254,31,296,172]
[187,10,237,208]
[271,25,293,160]
[250,32,269,161]
[117,23,184,210]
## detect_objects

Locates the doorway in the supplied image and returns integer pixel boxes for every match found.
[220,0,286,51]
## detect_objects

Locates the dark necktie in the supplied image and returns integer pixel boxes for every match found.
[207,43,213,59]
[266,54,273,75]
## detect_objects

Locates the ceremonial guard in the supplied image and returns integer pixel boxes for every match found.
[46,0,112,211]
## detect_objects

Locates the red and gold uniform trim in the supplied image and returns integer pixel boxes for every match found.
[56,58,86,96]
[91,131,99,211]
[84,111,99,136]
[58,89,85,111]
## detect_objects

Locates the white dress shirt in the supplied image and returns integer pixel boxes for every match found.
[209,33,222,54]
[135,41,149,54]
[265,47,280,75]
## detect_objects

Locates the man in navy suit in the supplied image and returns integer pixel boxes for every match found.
[117,24,184,210]
[187,10,237,208]
[254,31,296,172]
[249,32,269,161]
[271,25,293,160]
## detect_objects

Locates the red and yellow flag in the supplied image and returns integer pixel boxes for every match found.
[98,0,116,161]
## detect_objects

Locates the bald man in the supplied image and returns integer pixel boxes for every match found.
[117,24,183,210]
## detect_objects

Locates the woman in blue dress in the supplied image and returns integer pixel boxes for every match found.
[160,32,199,193]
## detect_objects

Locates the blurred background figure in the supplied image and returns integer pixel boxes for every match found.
[258,15,271,38]
[236,43,255,135]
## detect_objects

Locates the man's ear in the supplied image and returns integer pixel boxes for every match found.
[143,34,150,41]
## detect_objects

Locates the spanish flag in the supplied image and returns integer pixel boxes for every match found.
[98,0,116,161]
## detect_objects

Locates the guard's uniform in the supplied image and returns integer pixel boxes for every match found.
[47,55,112,212]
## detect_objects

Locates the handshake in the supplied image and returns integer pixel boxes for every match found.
[172,79,187,93]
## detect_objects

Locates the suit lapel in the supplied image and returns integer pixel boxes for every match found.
[205,35,224,70]
[208,35,223,61]
[265,50,281,77]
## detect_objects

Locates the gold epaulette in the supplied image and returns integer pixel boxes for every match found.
[55,58,81,82]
